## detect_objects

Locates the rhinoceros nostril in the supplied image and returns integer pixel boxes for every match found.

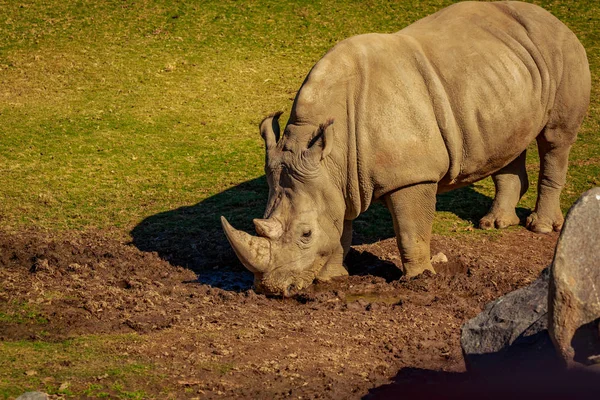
[286,283,298,296]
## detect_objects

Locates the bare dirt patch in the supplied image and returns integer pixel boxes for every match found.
[0,228,559,398]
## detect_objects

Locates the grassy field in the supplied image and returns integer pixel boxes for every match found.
[1,0,598,238]
[0,0,598,397]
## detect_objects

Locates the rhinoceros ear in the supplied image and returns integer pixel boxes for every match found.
[306,119,334,161]
[260,111,283,151]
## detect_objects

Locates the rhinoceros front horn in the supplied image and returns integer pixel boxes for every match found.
[221,216,271,274]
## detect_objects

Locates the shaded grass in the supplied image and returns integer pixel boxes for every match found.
[0,334,157,399]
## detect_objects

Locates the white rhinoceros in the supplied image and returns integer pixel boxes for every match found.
[221,1,590,296]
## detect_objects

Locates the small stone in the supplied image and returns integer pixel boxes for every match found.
[588,354,600,365]
[16,392,48,400]
[345,302,363,312]
[30,259,49,273]
[356,299,368,308]
[549,187,600,366]
[430,252,448,264]
[24,370,37,376]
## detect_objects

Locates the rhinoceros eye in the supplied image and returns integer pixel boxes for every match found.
[299,228,313,247]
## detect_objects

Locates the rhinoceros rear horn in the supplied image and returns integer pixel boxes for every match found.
[221,216,271,274]
[253,218,283,240]
[260,111,283,151]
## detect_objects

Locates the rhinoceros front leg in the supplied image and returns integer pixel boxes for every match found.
[341,219,352,259]
[316,220,351,282]
[384,183,437,278]
[480,150,529,230]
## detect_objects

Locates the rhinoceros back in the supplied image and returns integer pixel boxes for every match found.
[397,1,586,190]
[287,1,589,218]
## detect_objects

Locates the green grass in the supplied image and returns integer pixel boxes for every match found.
[0,0,598,240]
[0,301,48,325]
[0,334,155,399]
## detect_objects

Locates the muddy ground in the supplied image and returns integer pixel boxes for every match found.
[0,227,562,398]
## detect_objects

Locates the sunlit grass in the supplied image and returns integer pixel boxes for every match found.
[0,0,598,238]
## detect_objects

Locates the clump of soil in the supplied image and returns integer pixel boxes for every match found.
[0,228,559,398]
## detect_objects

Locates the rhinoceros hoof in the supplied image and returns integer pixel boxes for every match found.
[403,263,436,279]
[316,263,349,282]
[526,212,564,233]
[479,210,520,230]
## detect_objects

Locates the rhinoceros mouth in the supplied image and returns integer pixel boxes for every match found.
[254,256,323,297]
[254,273,316,298]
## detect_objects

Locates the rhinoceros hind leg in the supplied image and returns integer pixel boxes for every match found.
[527,46,589,234]
[384,183,437,278]
[526,129,575,233]
[480,150,528,230]
[527,121,585,233]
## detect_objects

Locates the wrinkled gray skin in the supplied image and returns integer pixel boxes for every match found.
[222,1,591,296]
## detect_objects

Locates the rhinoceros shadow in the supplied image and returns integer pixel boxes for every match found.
[363,365,598,399]
[130,176,527,291]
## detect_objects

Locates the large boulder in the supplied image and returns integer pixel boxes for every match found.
[549,187,600,366]
[460,269,561,373]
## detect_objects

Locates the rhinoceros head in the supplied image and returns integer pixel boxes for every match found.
[221,112,347,296]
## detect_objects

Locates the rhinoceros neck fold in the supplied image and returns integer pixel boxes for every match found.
[289,48,371,220]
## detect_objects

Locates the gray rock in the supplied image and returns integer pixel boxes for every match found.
[430,252,448,264]
[16,392,48,400]
[460,269,561,373]
[549,187,600,366]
